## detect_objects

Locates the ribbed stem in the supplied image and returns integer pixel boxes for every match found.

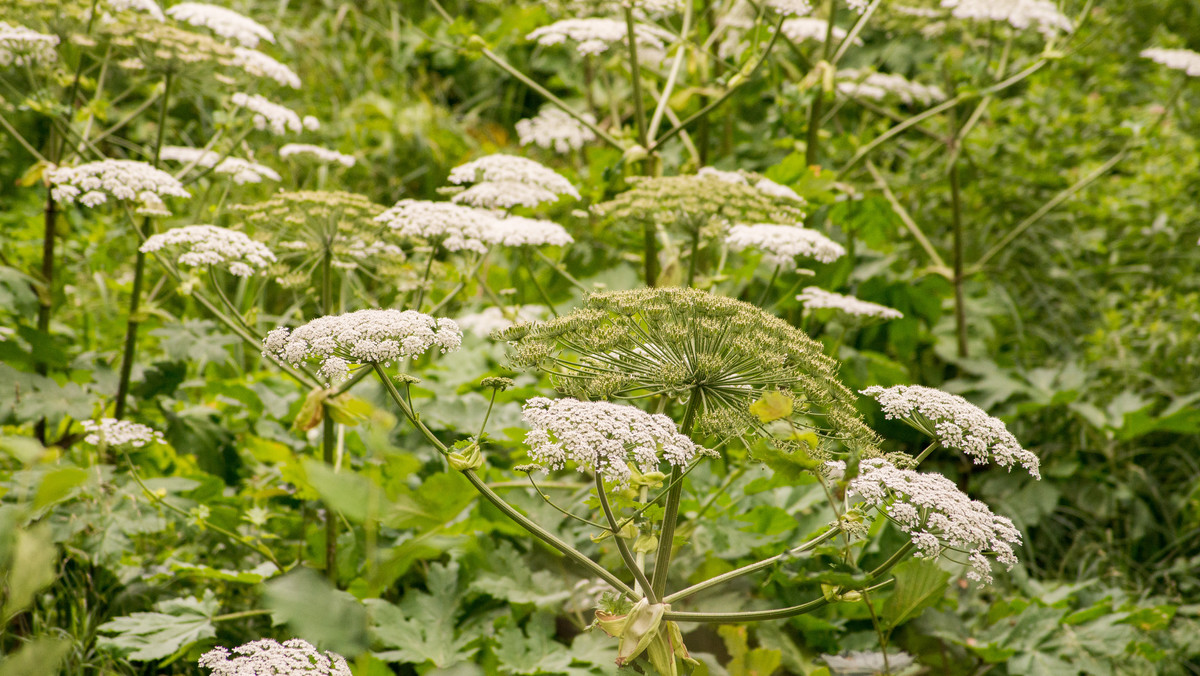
[596,473,656,602]
[649,393,701,596]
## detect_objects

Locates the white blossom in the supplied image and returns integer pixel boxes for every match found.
[797,287,904,320]
[837,69,946,105]
[48,160,189,212]
[375,200,502,254]
[843,0,871,13]
[141,225,276,276]
[231,47,300,88]
[278,144,356,167]
[726,224,845,265]
[231,93,311,135]
[754,178,805,203]
[263,309,463,384]
[107,0,166,21]
[81,418,165,448]
[166,3,274,47]
[849,458,1022,583]
[448,154,581,200]
[764,0,813,16]
[485,216,574,248]
[199,639,350,676]
[456,305,546,338]
[822,459,846,481]
[527,18,675,56]
[516,108,597,153]
[861,384,1041,477]
[699,167,806,204]
[451,181,562,210]
[0,23,59,67]
[894,5,943,18]
[1141,48,1200,77]
[940,0,1072,38]
[521,397,715,486]
[823,651,915,675]
[780,18,858,45]
[159,146,280,183]
[697,166,746,185]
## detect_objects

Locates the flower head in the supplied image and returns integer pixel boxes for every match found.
[527,18,675,56]
[593,174,806,233]
[457,305,546,338]
[107,0,166,21]
[522,397,715,486]
[1141,48,1200,77]
[232,46,300,88]
[498,287,879,450]
[849,458,1022,583]
[940,0,1072,38]
[764,0,813,16]
[447,154,580,206]
[231,93,313,135]
[263,309,463,383]
[450,181,562,210]
[48,159,189,213]
[726,224,845,266]
[0,22,59,67]
[140,225,276,276]
[159,146,280,184]
[516,107,597,153]
[166,3,274,47]
[837,69,946,105]
[199,638,350,676]
[374,200,502,254]
[485,216,574,248]
[861,384,1040,477]
[81,418,165,448]
[797,287,903,321]
[780,18,858,45]
[278,144,356,167]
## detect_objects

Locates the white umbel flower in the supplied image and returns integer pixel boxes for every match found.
[521,397,714,486]
[48,160,189,212]
[159,146,280,184]
[837,69,946,105]
[940,0,1072,37]
[456,305,546,338]
[861,384,1041,478]
[451,181,562,210]
[699,167,807,204]
[485,216,574,248]
[448,154,581,201]
[199,638,351,676]
[527,18,675,56]
[140,225,276,276]
[1141,48,1200,77]
[849,458,1022,583]
[0,23,59,67]
[107,0,166,21]
[797,287,904,320]
[823,650,916,675]
[278,144,356,167]
[231,47,300,88]
[780,18,858,45]
[81,419,165,448]
[263,309,463,384]
[516,108,597,153]
[726,224,845,265]
[764,0,813,16]
[166,3,275,48]
[231,93,311,135]
[375,200,501,254]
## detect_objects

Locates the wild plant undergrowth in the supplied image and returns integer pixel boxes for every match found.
[0,1,1198,675]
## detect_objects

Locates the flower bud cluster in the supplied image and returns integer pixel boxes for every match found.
[0,22,59,66]
[527,18,675,56]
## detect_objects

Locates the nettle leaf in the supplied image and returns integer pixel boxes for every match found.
[879,558,950,629]
[368,561,481,668]
[471,541,572,607]
[97,590,220,661]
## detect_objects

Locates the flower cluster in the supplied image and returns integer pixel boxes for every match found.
[159,146,280,184]
[1141,48,1200,77]
[780,18,858,45]
[231,93,317,135]
[861,384,1040,477]
[797,287,903,321]
[0,22,59,67]
[278,144,356,167]
[725,224,845,266]
[849,458,1022,583]
[81,418,165,448]
[165,3,275,48]
[498,287,880,450]
[263,309,462,383]
[108,0,166,21]
[198,639,350,676]
[940,0,1073,38]
[447,154,580,209]
[765,0,813,16]
[593,174,806,233]
[697,167,807,203]
[232,46,301,88]
[141,225,276,277]
[516,108,597,153]
[48,160,190,213]
[236,191,383,231]
[374,200,500,254]
[457,305,546,338]
[837,69,946,105]
[521,397,713,486]
[527,18,675,56]
[487,216,574,248]
[109,20,236,70]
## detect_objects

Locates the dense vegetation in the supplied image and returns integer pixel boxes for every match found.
[1,0,1198,674]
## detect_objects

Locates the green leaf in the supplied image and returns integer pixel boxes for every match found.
[717,625,781,676]
[879,558,950,629]
[0,637,71,676]
[753,444,819,482]
[470,541,572,607]
[2,524,57,621]
[97,590,220,661]
[33,466,88,510]
[368,562,480,668]
[749,391,792,423]
[301,459,371,523]
[265,568,368,657]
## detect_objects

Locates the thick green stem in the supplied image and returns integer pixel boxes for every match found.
[624,5,649,149]
[322,413,337,581]
[35,191,56,351]
[913,440,940,466]
[413,245,436,311]
[521,250,558,317]
[643,221,660,288]
[755,264,781,307]
[596,474,657,602]
[805,0,837,167]
[685,224,702,288]
[113,245,147,420]
[649,393,701,596]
